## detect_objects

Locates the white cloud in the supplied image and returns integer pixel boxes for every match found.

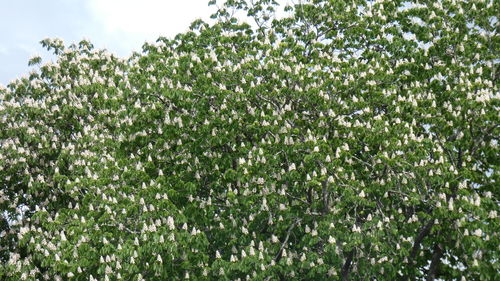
[0,46,8,55]
[87,0,214,39]
[17,44,38,55]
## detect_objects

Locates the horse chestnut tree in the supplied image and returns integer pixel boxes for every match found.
[0,0,498,280]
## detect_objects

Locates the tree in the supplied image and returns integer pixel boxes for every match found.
[0,0,498,280]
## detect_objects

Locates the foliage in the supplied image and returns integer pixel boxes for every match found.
[0,0,498,280]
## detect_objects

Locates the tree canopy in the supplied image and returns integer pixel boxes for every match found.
[0,0,498,280]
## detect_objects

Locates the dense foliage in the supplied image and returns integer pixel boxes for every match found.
[1,0,498,280]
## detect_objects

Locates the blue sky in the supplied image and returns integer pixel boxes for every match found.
[0,0,215,85]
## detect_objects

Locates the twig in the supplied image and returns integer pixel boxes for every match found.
[274,218,302,262]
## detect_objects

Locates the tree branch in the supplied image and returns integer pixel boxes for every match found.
[274,218,302,262]
[404,219,434,280]
[426,243,444,281]
[409,220,434,261]
[341,248,356,281]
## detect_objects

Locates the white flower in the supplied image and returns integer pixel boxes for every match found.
[489,210,497,219]
[352,225,361,233]
[272,235,279,243]
[328,176,334,183]
[241,226,249,234]
[281,249,287,258]
[167,216,175,230]
[300,253,306,262]
[230,255,238,262]
[305,225,311,233]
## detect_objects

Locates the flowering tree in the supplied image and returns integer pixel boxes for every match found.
[0,0,498,280]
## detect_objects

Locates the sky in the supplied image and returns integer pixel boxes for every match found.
[0,0,216,85]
